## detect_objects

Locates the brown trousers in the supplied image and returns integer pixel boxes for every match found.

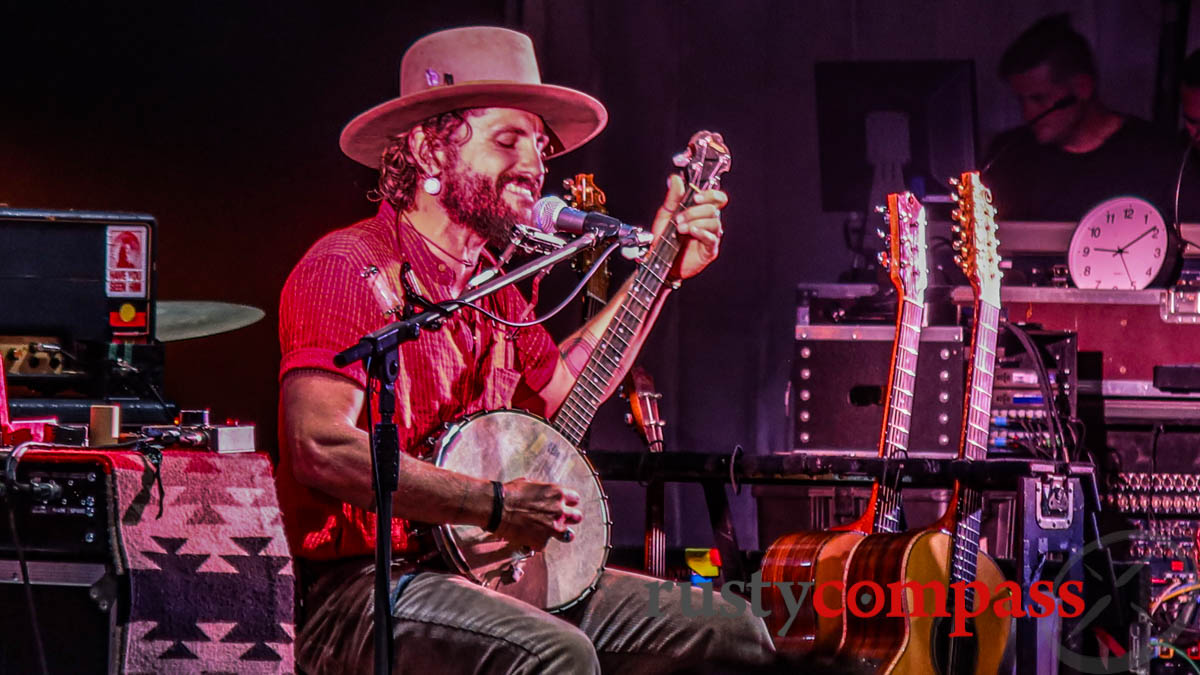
[297,559,778,674]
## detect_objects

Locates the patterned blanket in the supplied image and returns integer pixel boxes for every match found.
[110,449,295,674]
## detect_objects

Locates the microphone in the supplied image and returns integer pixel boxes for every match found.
[533,197,651,245]
[980,94,1079,175]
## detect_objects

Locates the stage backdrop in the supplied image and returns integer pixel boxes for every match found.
[2,0,1194,553]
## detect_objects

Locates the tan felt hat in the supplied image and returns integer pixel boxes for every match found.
[339,26,608,167]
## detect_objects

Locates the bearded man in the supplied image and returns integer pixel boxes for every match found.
[276,26,776,674]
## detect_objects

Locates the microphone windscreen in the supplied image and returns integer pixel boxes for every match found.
[532,196,567,233]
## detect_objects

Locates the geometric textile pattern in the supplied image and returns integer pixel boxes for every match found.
[111,450,294,674]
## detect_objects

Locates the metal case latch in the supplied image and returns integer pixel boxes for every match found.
[1036,475,1073,530]
[1160,288,1200,324]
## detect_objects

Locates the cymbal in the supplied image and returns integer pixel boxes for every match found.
[155,301,266,342]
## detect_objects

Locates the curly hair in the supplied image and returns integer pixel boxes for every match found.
[370,109,486,211]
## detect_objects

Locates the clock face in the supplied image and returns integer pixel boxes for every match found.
[1068,196,1170,290]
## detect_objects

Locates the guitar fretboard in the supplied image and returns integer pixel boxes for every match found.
[553,227,680,447]
[948,299,1000,603]
[873,298,925,534]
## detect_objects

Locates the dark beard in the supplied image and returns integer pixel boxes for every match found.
[439,163,524,249]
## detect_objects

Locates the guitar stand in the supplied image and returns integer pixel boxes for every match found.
[702,481,749,585]
[590,450,1113,675]
[701,445,749,584]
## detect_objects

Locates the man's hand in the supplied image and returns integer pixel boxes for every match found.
[494,478,583,550]
[652,173,729,280]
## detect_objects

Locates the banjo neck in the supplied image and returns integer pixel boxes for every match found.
[551,132,730,447]
[552,227,680,446]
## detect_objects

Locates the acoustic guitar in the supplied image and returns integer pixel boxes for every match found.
[837,172,1011,674]
[759,191,930,655]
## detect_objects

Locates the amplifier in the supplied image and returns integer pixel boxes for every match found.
[0,454,115,560]
[0,561,119,674]
[0,207,157,343]
[790,324,964,456]
[0,207,166,405]
[0,453,119,673]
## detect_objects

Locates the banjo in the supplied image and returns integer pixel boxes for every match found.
[427,131,732,612]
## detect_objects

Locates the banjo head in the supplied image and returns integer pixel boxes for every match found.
[432,409,611,612]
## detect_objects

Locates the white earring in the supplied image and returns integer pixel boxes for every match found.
[422,176,441,196]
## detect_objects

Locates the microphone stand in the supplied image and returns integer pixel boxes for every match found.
[334,232,601,675]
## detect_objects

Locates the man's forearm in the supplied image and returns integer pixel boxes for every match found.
[559,271,674,399]
[290,417,493,528]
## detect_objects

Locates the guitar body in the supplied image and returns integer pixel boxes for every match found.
[760,529,864,653]
[838,530,1009,675]
[899,532,1009,675]
[838,530,924,670]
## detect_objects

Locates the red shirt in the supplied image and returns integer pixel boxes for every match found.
[276,201,559,561]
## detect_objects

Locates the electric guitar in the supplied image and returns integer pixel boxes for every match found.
[623,365,668,578]
[837,171,1011,674]
[759,191,930,655]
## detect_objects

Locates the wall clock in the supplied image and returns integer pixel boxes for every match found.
[1067,196,1181,290]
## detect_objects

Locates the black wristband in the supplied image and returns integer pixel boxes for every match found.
[485,480,504,532]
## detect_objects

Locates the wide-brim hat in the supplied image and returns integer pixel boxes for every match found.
[340,26,607,167]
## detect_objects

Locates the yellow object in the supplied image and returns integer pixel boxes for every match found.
[119,303,136,322]
[684,548,720,577]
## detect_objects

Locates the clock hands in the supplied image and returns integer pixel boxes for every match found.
[1094,227,1157,258]
[1117,250,1135,288]
[1116,226,1158,254]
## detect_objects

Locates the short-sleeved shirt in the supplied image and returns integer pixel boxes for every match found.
[982,117,1180,222]
[276,201,560,561]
